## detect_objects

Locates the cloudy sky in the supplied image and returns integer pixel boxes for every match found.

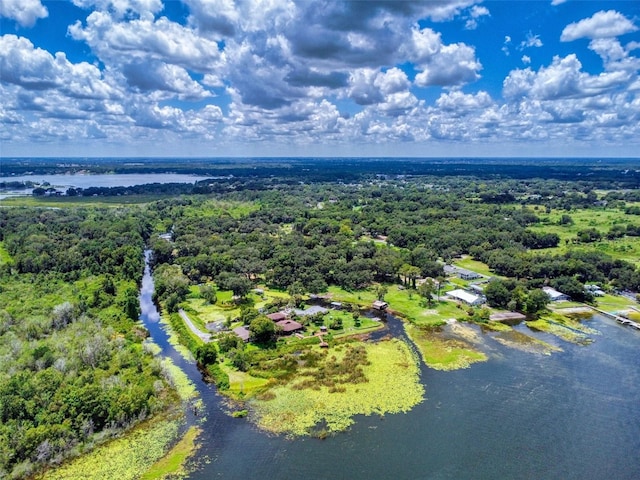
[1,0,639,158]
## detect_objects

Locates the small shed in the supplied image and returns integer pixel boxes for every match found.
[372,300,388,310]
[330,301,343,309]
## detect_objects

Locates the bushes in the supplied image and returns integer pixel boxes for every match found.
[206,364,229,391]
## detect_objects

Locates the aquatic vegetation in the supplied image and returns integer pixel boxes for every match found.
[492,330,562,355]
[140,426,201,480]
[405,323,487,370]
[251,339,423,436]
[160,313,196,361]
[39,416,182,480]
[526,318,593,345]
[160,358,198,401]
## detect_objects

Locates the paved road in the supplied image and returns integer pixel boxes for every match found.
[178,309,211,343]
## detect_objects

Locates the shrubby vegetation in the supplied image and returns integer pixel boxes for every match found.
[0,208,177,479]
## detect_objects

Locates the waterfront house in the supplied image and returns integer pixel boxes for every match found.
[542,287,570,302]
[446,289,485,306]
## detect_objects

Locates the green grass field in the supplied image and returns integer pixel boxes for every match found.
[181,199,259,219]
[594,293,637,312]
[528,206,640,265]
[453,257,494,277]
[328,284,469,327]
[185,286,290,328]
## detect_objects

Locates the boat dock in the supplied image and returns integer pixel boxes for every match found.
[591,307,640,330]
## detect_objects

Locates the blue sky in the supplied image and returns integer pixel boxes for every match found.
[1,1,639,158]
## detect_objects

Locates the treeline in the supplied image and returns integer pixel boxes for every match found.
[5,157,640,188]
[0,208,175,479]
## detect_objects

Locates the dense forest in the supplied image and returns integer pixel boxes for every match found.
[148,176,640,309]
[0,208,178,479]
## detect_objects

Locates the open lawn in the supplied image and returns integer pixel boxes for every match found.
[595,294,638,312]
[185,286,290,328]
[328,285,465,327]
[453,256,494,277]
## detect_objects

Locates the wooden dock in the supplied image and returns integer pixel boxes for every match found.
[591,307,640,330]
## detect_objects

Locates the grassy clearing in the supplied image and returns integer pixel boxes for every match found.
[327,285,377,306]
[453,257,494,277]
[181,199,259,219]
[404,323,487,371]
[223,367,270,397]
[328,285,462,327]
[186,287,289,326]
[596,294,637,312]
[529,207,640,265]
[140,426,200,480]
[251,339,423,436]
[39,414,182,480]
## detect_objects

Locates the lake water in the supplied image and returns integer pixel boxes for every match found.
[139,252,640,480]
[0,173,208,199]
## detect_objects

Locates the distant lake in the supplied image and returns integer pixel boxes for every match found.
[0,173,207,189]
[0,173,208,199]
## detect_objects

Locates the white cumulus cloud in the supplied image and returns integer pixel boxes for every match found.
[0,0,47,27]
[561,10,638,41]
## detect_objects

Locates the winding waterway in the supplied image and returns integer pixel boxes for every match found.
[139,252,640,480]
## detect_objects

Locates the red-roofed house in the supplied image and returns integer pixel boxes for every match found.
[276,319,303,334]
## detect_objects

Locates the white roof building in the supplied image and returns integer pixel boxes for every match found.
[542,287,570,302]
[446,289,485,306]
